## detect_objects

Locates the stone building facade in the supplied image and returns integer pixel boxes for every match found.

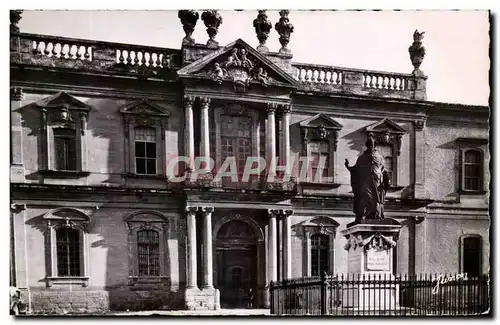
[10,10,490,314]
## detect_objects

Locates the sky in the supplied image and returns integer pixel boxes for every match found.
[17,10,490,106]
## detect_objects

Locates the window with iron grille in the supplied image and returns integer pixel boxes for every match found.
[311,234,329,276]
[463,150,482,191]
[134,127,157,175]
[462,236,482,277]
[56,228,81,276]
[137,230,160,276]
[54,128,77,171]
[308,141,330,182]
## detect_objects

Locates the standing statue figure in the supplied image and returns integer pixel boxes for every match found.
[345,134,391,222]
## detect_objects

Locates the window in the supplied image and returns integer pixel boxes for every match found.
[311,234,329,276]
[134,127,157,175]
[137,230,160,276]
[463,150,482,191]
[309,141,330,182]
[54,128,77,171]
[42,208,90,287]
[377,144,393,183]
[299,114,342,184]
[126,210,169,286]
[120,100,169,177]
[56,228,81,276]
[35,92,90,176]
[221,114,252,175]
[461,235,482,277]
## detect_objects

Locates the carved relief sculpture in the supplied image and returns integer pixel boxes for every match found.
[178,10,200,46]
[408,30,426,73]
[201,10,223,48]
[344,134,391,222]
[253,10,272,52]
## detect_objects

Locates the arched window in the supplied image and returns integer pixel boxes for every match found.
[462,150,483,191]
[461,235,483,277]
[137,230,160,276]
[311,234,329,276]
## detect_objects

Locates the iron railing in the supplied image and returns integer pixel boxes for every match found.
[270,273,490,316]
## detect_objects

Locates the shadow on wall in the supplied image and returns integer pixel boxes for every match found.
[342,127,368,159]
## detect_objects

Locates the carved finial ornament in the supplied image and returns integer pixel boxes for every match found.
[408,29,426,73]
[275,10,294,54]
[201,10,223,48]
[253,10,272,53]
[10,10,23,34]
[178,10,200,46]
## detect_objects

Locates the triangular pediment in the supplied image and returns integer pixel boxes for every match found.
[120,100,170,117]
[300,113,343,130]
[36,91,91,111]
[177,38,298,89]
[365,118,406,134]
[301,216,340,228]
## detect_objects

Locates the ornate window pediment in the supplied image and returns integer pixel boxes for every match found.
[300,113,343,150]
[177,38,298,93]
[365,118,406,156]
[36,92,91,178]
[120,100,170,177]
[42,208,90,287]
[301,216,340,237]
[301,216,339,276]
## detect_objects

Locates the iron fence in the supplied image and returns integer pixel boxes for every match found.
[270,273,490,316]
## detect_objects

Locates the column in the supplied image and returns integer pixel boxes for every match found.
[201,207,214,289]
[199,97,211,160]
[184,96,195,170]
[268,210,278,282]
[413,120,426,198]
[266,103,277,177]
[281,105,291,175]
[304,229,312,277]
[11,88,24,182]
[186,207,198,289]
[283,210,292,279]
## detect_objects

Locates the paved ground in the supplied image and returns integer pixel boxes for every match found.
[109,309,271,316]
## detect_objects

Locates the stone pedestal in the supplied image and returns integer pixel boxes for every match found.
[340,219,402,312]
[184,287,220,310]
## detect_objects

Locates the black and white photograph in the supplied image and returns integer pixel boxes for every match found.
[7,5,492,318]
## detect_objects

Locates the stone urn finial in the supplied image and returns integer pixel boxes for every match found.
[408,29,426,74]
[201,10,223,48]
[178,10,200,46]
[253,10,272,53]
[10,10,23,34]
[275,10,294,54]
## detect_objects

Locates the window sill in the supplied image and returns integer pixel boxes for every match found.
[299,182,341,188]
[46,276,89,287]
[122,173,167,180]
[387,186,405,191]
[38,170,90,178]
[459,189,487,195]
[128,276,170,287]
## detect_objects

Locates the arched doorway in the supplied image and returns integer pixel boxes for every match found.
[215,218,261,309]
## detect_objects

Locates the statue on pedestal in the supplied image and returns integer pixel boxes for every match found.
[345,134,391,223]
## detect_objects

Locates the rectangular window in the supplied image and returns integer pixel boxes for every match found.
[56,228,81,276]
[134,127,157,175]
[378,144,393,183]
[463,150,482,191]
[54,129,77,171]
[463,236,482,277]
[137,230,160,276]
[311,234,329,276]
[220,115,252,177]
[309,141,330,182]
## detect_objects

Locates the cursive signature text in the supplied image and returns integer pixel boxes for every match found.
[432,273,468,295]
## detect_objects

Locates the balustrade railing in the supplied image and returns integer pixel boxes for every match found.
[294,63,343,86]
[27,34,94,61]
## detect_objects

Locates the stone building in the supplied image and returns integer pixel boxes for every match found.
[10,10,490,314]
